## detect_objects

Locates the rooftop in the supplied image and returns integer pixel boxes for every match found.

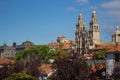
[0,58,15,65]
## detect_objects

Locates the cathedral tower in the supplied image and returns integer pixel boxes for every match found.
[75,12,88,54]
[89,9,100,48]
[112,26,120,43]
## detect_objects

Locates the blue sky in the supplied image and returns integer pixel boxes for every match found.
[0,0,120,45]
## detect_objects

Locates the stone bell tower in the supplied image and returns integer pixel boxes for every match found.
[89,9,100,48]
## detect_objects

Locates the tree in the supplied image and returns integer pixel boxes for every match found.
[0,59,41,79]
[93,48,108,60]
[13,59,41,78]
[4,72,37,80]
[15,45,56,63]
[49,54,90,80]
[13,45,58,77]
[0,64,14,80]
[0,45,57,79]
[55,43,70,60]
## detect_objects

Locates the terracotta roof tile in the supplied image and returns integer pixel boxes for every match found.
[59,36,66,38]
[91,64,105,72]
[48,42,73,50]
[38,64,53,74]
[0,59,15,65]
[107,44,120,52]
[92,42,120,53]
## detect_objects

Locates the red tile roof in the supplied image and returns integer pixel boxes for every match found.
[0,58,15,65]
[107,44,120,52]
[91,42,120,53]
[92,43,114,50]
[91,64,105,72]
[48,41,74,50]
[48,42,59,46]
[58,36,66,38]
[38,64,53,74]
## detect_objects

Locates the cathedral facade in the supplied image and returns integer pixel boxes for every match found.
[75,9,120,54]
[75,9,100,54]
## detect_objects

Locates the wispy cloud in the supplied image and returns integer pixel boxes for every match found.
[66,6,76,11]
[76,0,89,4]
[101,0,120,9]
[101,0,120,22]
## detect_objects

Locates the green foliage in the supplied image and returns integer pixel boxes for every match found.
[15,45,56,63]
[93,48,108,60]
[55,43,69,59]
[13,45,49,77]
[0,57,40,79]
[4,72,37,80]
[0,45,58,79]
[12,45,58,78]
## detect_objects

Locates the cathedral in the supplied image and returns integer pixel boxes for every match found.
[75,9,100,54]
[75,9,120,54]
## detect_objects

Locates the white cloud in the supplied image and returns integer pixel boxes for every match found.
[99,0,120,42]
[76,0,89,4]
[107,10,120,16]
[101,0,120,22]
[66,6,76,11]
[101,0,120,9]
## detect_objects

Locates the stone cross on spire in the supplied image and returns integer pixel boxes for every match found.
[90,7,98,24]
[77,10,85,28]
[92,7,96,13]
[79,9,82,16]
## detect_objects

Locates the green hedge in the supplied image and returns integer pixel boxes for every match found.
[4,72,38,80]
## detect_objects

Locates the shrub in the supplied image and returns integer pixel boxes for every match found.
[4,72,37,80]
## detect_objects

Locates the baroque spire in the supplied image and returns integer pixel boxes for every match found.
[90,8,98,24]
[77,11,85,28]
[75,10,88,54]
